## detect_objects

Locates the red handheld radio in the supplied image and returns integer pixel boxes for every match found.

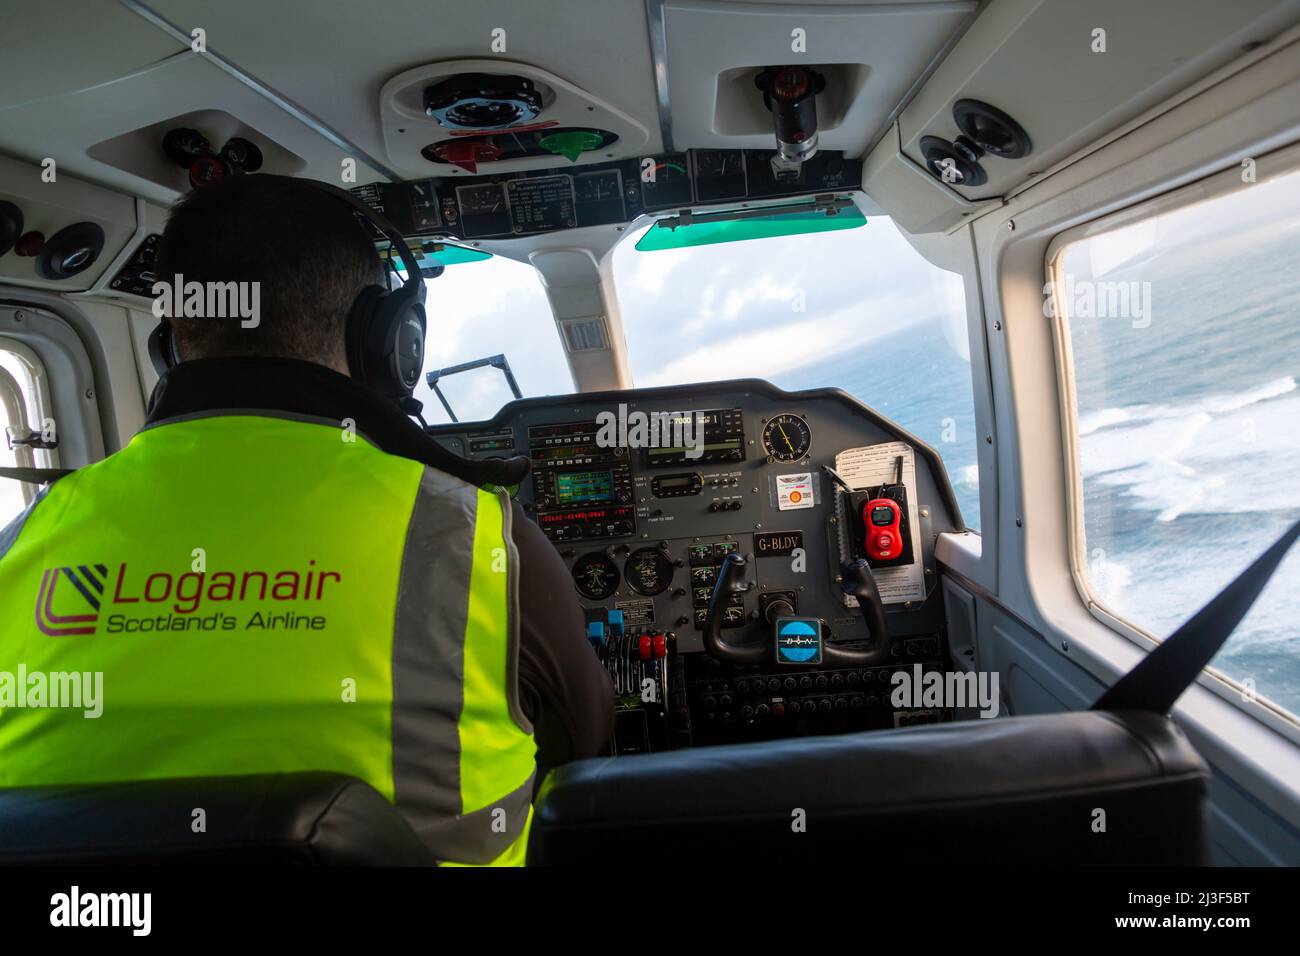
[863,456,905,562]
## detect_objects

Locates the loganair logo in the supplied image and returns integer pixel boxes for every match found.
[34,562,342,635]
[35,566,109,636]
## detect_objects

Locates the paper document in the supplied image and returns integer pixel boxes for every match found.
[833,442,926,604]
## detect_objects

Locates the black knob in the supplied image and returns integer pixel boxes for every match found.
[0,201,23,258]
[764,599,794,625]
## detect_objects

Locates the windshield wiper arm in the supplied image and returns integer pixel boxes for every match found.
[425,354,522,423]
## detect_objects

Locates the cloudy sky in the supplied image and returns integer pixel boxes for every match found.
[413,214,967,424]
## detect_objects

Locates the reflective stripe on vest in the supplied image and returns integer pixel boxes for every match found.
[0,413,536,866]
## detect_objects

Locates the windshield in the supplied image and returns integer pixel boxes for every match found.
[415,255,573,424]
[611,216,980,529]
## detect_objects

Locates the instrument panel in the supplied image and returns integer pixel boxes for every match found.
[429,379,964,749]
[350,149,861,241]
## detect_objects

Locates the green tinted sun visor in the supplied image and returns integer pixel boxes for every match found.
[384,242,493,273]
[635,200,865,252]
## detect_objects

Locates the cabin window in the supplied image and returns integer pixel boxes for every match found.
[612,214,980,529]
[0,346,44,526]
[415,253,574,424]
[1051,168,1300,718]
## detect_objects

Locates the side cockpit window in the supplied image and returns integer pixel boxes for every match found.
[1050,167,1300,720]
[0,346,48,526]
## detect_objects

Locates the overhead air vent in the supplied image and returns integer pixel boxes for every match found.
[0,201,22,258]
[35,222,105,280]
[952,99,1032,159]
[86,110,304,193]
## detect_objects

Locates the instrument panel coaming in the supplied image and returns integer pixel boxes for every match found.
[429,380,963,655]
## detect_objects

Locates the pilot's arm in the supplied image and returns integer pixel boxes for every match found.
[509,501,615,777]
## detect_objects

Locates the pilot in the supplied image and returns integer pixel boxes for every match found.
[0,175,613,866]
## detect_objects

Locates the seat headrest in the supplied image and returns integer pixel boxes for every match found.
[0,771,434,866]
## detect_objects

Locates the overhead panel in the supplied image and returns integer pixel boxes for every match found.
[659,0,978,155]
[897,0,1300,199]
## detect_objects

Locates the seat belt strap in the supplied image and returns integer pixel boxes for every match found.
[1094,519,1300,713]
[0,466,75,484]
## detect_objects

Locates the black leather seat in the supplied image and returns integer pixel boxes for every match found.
[528,710,1211,865]
[0,715,1210,865]
[0,771,434,866]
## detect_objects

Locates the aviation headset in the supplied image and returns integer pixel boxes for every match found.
[147,175,429,409]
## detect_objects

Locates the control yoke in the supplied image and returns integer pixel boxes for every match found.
[701,554,767,665]
[702,553,892,667]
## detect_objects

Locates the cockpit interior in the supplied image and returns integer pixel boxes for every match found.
[2,0,1300,902]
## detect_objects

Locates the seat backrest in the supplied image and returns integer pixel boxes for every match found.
[528,710,1211,865]
[0,771,434,865]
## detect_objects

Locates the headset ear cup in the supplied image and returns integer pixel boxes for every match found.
[365,286,426,400]
[396,299,427,394]
[345,285,387,385]
[346,283,427,401]
[147,322,178,377]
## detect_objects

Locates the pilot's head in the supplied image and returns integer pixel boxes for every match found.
[154,175,386,376]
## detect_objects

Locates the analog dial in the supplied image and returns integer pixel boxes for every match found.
[572,552,619,601]
[762,414,812,462]
[624,547,674,597]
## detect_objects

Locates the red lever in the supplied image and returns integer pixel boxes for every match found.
[652,634,667,658]
[431,139,501,174]
[638,635,652,660]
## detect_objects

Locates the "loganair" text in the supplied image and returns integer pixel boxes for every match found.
[107,561,341,614]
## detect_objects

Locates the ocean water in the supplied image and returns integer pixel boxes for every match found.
[771,326,982,530]
[773,235,1299,717]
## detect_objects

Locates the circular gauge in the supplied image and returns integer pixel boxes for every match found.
[572,552,619,601]
[762,414,812,462]
[624,547,674,596]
